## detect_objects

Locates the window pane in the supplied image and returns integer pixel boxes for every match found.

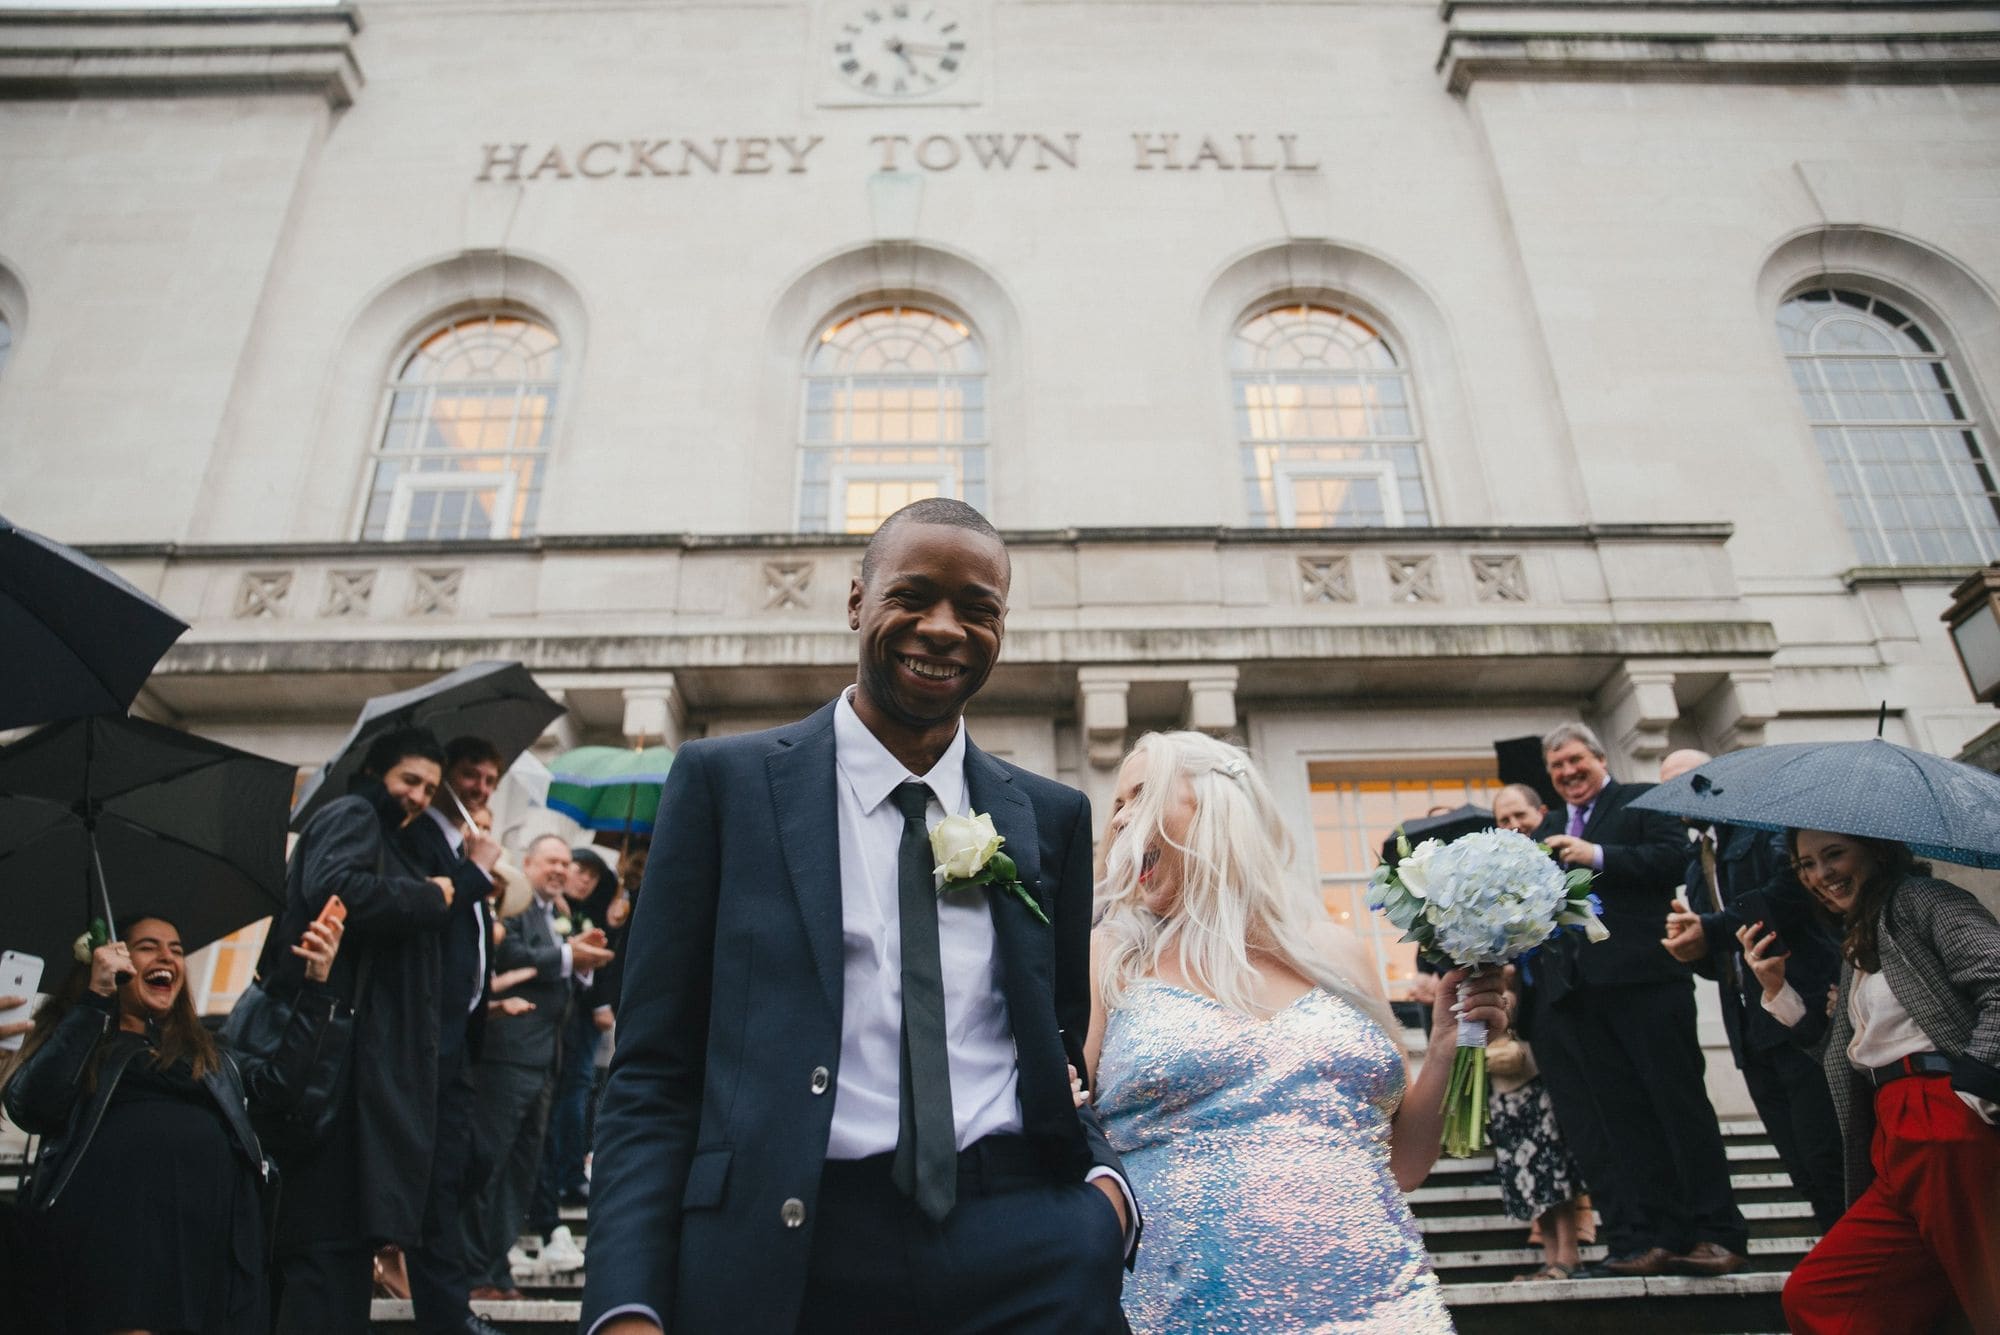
[1779,290,2000,566]
[364,314,559,542]
[1233,304,1429,529]
[800,305,985,531]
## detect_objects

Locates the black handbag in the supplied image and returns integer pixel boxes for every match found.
[220,949,371,1153]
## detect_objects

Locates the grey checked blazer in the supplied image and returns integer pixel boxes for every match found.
[1819,875,2000,1204]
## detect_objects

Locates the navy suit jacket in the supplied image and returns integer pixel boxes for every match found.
[1532,779,1691,997]
[580,701,1129,1334]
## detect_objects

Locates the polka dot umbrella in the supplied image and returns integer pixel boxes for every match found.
[1630,739,2000,869]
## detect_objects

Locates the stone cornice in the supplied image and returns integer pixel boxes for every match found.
[156,618,1783,676]
[79,522,1738,564]
[1437,1,2000,91]
[0,5,362,109]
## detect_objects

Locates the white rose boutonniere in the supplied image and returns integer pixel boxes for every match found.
[552,915,574,938]
[931,812,1049,925]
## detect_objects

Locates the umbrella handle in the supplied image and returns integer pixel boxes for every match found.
[87,827,131,988]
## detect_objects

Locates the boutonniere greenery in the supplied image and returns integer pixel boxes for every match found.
[932,812,1048,925]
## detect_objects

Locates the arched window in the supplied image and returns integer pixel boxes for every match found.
[360,314,560,542]
[1779,289,2000,566]
[1233,303,1430,528]
[798,304,987,534]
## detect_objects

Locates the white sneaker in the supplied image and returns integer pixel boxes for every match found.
[540,1224,586,1272]
[505,1243,532,1271]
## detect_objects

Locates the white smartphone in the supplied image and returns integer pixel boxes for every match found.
[0,951,46,1051]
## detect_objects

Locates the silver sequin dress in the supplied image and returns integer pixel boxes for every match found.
[1097,980,1454,1334]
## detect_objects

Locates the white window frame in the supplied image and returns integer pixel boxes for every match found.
[827,460,960,534]
[382,469,518,543]
[1272,458,1403,528]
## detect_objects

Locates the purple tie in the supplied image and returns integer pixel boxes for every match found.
[1567,805,1586,838]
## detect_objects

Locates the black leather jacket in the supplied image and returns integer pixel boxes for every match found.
[2,985,339,1210]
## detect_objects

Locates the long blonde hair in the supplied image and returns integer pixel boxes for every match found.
[1095,731,1399,1040]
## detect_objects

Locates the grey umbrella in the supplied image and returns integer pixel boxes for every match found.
[0,714,295,971]
[1630,739,2000,869]
[0,512,189,730]
[290,660,565,831]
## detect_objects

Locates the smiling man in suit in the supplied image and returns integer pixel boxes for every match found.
[584,498,1136,1335]
[1529,723,1748,1280]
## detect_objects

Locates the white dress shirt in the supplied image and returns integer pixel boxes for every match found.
[827,689,1022,1157]
[1764,971,1996,1123]
[423,804,488,1015]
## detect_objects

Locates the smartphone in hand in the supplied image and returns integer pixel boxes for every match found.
[0,951,47,1052]
[315,895,347,930]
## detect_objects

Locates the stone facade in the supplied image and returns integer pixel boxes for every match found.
[2,0,1998,1035]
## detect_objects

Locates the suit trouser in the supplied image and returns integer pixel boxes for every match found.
[791,1140,1127,1335]
[462,1059,555,1290]
[1740,1041,1846,1233]
[1533,978,1747,1258]
[529,1021,595,1236]
[1783,1076,2000,1333]
[273,1242,376,1335]
[407,1046,478,1331]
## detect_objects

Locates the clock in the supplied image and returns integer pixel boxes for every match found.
[831,3,968,99]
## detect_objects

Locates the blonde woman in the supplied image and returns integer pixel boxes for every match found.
[1086,732,1510,1334]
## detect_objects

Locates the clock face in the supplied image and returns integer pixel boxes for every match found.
[832,4,968,99]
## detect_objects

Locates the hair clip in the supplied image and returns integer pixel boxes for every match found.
[1220,759,1247,779]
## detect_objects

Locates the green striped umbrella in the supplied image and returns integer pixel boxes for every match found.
[545,745,675,835]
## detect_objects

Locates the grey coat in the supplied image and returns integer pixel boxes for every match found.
[1820,875,2000,1204]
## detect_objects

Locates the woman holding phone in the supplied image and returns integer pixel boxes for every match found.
[1739,829,2000,1334]
[2,912,345,1335]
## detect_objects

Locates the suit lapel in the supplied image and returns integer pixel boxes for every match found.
[766,707,844,1012]
[964,741,1055,1055]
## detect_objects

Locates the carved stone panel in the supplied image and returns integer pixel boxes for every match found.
[410,567,462,617]
[1470,554,1528,603]
[320,568,376,618]
[1297,555,1355,604]
[234,570,292,619]
[764,560,814,611]
[1386,555,1440,603]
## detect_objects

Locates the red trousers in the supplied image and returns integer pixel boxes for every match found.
[1783,1075,2000,1334]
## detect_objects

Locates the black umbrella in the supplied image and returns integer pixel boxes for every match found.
[0,512,189,730]
[1631,739,2000,869]
[0,714,296,972]
[290,660,566,831]
[1379,803,1497,867]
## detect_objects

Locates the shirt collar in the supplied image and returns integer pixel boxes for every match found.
[833,687,968,818]
[424,803,464,852]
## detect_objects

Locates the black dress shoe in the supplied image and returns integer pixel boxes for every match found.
[1597,1246,1677,1277]
[465,1319,511,1335]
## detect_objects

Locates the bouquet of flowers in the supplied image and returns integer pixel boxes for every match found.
[1367,827,1604,1156]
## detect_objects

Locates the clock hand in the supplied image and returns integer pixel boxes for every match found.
[884,36,917,70]
[893,41,960,56]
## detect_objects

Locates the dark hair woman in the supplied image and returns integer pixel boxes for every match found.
[1736,831,2000,1333]
[4,912,345,1335]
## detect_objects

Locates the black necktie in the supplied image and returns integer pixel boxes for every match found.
[890,781,956,1222]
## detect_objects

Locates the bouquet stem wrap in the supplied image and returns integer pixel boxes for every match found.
[1441,969,1490,1158]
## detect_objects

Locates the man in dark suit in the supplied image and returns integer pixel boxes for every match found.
[1528,723,1748,1277]
[399,735,506,1335]
[462,835,614,1299]
[583,498,1136,1335]
[1657,750,1845,1232]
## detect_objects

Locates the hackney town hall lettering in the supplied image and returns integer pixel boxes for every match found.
[474,132,1320,182]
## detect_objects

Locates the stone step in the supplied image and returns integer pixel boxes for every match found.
[1420,1199,1814,1246]
[1407,1170,1795,1212]
[374,1272,1792,1335]
[1442,1271,1787,1335]
[1425,1234,1818,1284]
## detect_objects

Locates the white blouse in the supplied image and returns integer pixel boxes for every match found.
[1764,972,1996,1123]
